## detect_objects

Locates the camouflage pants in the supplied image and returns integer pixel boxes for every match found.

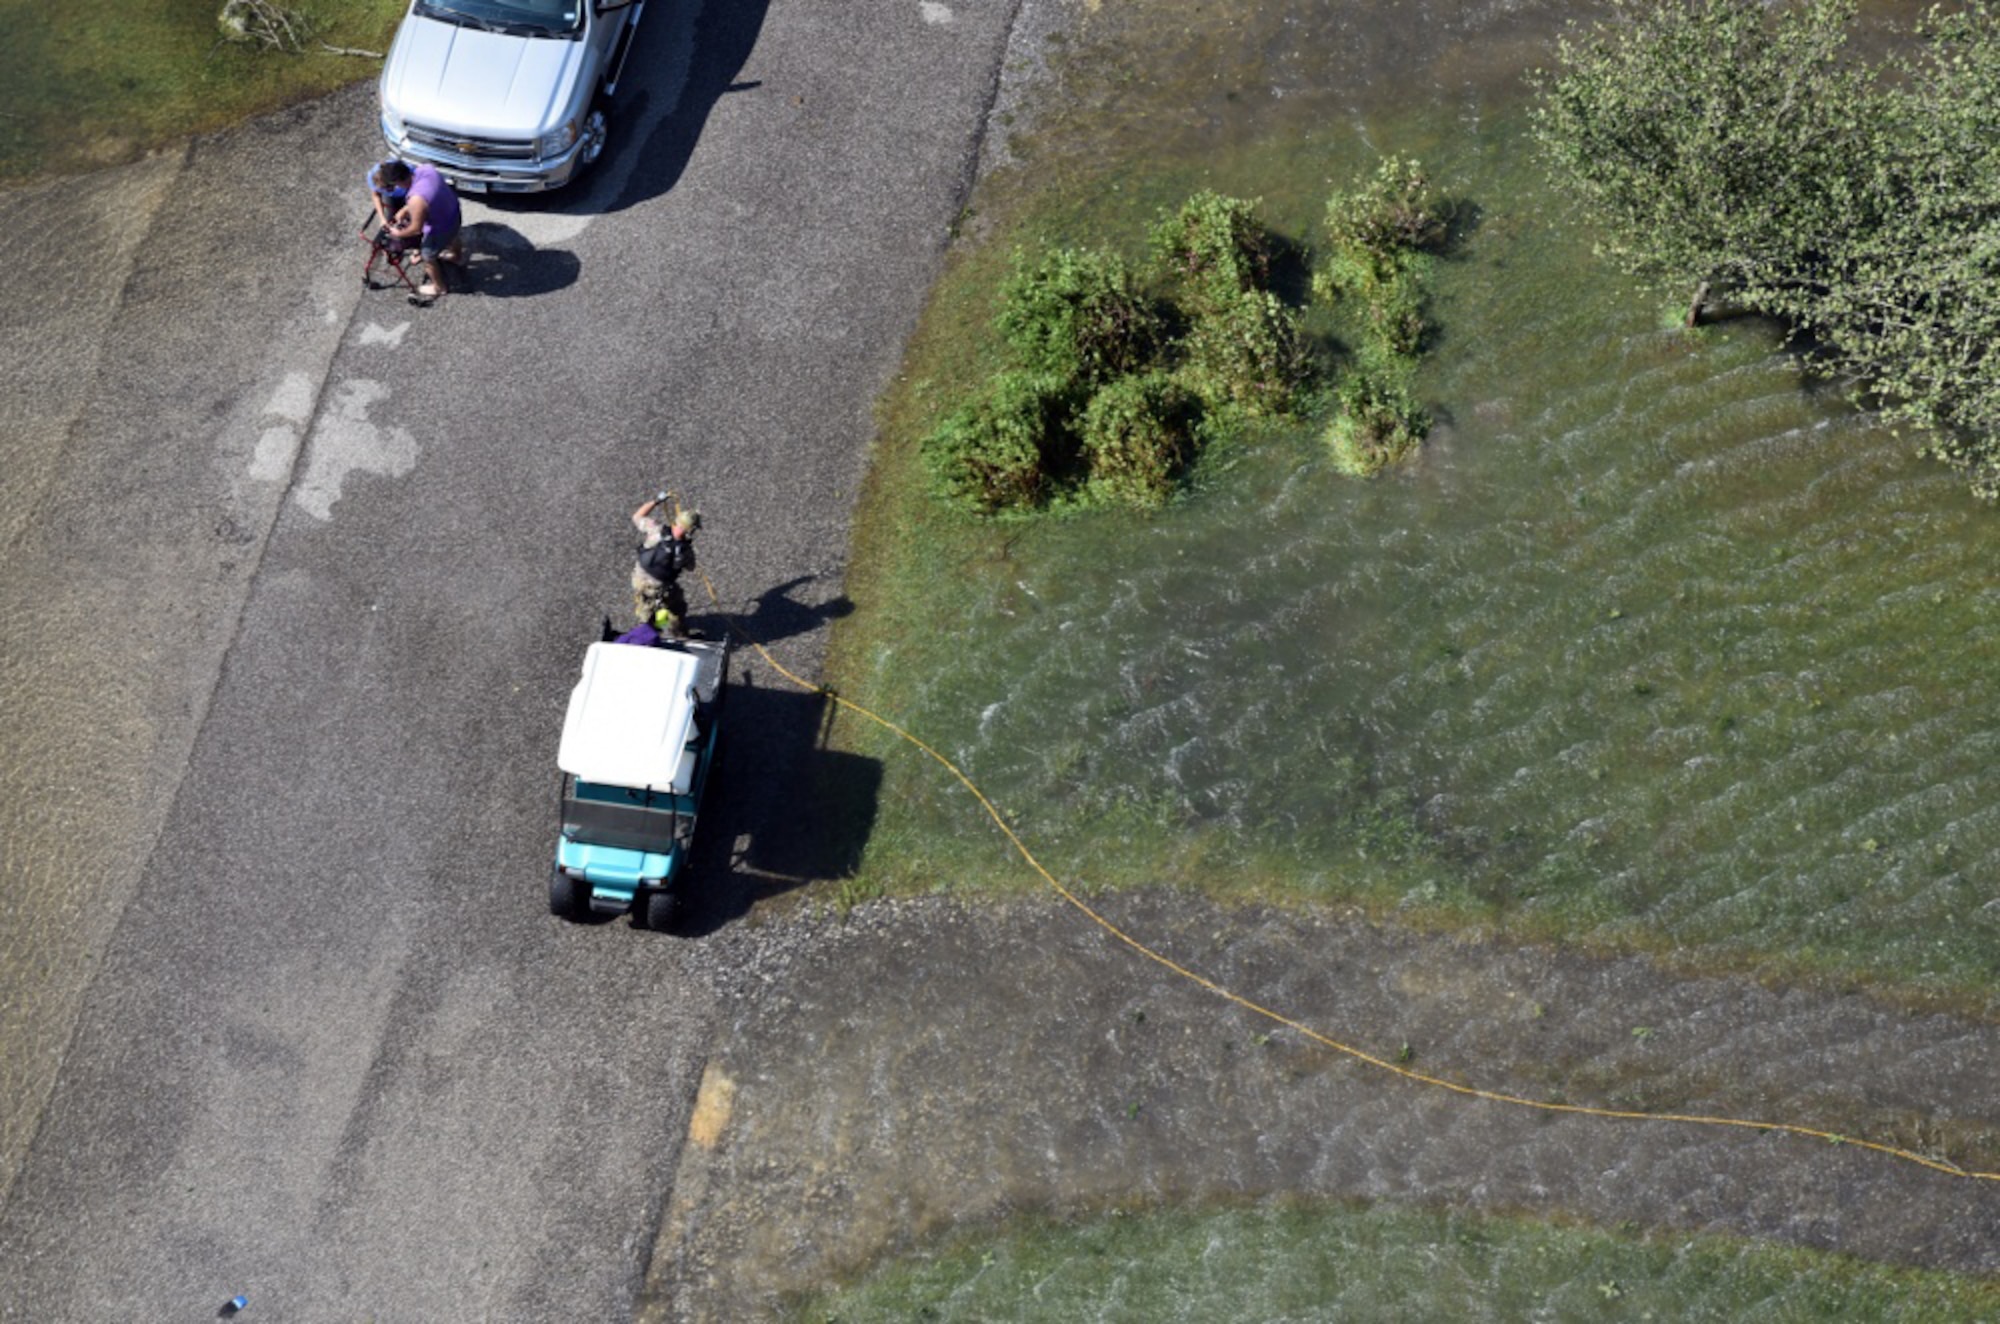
[631,564,688,631]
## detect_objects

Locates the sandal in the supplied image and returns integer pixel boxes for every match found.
[416,282,442,299]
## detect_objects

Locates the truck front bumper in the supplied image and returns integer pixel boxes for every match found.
[381,118,590,194]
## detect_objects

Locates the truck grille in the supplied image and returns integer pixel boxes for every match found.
[403,123,538,162]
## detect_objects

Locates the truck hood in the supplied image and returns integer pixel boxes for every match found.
[381,13,584,138]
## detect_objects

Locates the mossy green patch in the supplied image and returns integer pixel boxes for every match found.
[0,0,404,182]
[788,1202,2000,1322]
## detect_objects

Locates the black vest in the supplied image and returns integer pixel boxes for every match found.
[638,535,691,580]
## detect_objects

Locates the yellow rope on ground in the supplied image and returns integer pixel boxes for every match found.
[699,568,2000,1185]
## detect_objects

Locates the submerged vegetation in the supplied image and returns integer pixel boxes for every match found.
[0,0,404,181]
[922,170,1450,514]
[790,1202,2000,1322]
[1316,157,1448,476]
[921,190,1306,515]
[1532,0,2000,500]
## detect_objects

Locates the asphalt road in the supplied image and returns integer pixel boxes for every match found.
[0,0,1034,1315]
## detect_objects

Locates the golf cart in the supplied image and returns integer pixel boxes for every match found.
[550,627,729,929]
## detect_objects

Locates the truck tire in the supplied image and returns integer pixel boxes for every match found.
[549,866,588,921]
[577,104,609,173]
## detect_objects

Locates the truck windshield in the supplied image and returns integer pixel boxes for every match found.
[413,0,584,38]
[562,778,681,852]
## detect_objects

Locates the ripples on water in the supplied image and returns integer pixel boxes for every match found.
[867,0,1997,1001]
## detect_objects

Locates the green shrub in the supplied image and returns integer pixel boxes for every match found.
[1320,155,1447,266]
[1148,190,1276,308]
[921,372,1078,513]
[1079,374,1202,508]
[1315,157,1444,474]
[1315,159,1442,353]
[996,248,1164,385]
[1327,347,1428,476]
[919,191,1324,516]
[1174,287,1311,418]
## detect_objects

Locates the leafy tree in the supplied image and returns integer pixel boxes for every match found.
[1533,0,2000,499]
[1529,0,1885,327]
[1796,8,2000,497]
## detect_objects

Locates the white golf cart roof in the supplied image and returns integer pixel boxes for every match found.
[557,642,700,791]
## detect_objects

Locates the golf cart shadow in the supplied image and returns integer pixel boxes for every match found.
[673,682,880,936]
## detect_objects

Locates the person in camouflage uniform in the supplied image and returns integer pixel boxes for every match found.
[630,492,698,632]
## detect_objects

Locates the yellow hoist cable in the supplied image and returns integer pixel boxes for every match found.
[699,568,2000,1185]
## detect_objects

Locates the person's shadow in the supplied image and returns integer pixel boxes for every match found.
[699,573,853,649]
[444,222,580,299]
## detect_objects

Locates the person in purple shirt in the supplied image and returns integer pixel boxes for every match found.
[369,159,464,299]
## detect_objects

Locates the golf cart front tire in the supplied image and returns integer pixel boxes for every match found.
[638,886,680,933]
[549,866,588,921]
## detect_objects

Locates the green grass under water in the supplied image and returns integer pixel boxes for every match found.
[788,1202,2000,1323]
[0,0,404,182]
[826,97,2000,1011]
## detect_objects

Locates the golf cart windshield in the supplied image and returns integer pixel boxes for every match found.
[561,777,682,851]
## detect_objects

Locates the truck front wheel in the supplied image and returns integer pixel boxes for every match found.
[577,105,609,172]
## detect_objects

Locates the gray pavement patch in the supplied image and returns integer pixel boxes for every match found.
[290,377,420,521]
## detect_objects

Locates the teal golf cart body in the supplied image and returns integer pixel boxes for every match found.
[550,633,728,930]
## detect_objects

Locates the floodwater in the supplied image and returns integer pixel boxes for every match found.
[645,0,2000,1314]
[860,0,1998,1005]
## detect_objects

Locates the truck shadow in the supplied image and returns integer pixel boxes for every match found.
[468,0,770,220]
[609,0,770,211]
[675,679,880,935]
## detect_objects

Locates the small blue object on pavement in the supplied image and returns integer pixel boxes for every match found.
[219,1296,248,1317]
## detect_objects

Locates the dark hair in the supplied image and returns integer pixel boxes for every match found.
[370,159,413,197]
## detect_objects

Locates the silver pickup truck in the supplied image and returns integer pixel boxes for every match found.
[378,0,646,193]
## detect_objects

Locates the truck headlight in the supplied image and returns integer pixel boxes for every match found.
[538,120,578,157]
[381,103,405,142]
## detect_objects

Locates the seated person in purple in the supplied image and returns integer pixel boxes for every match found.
[611,621,662,647]
[369,159,464,299]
